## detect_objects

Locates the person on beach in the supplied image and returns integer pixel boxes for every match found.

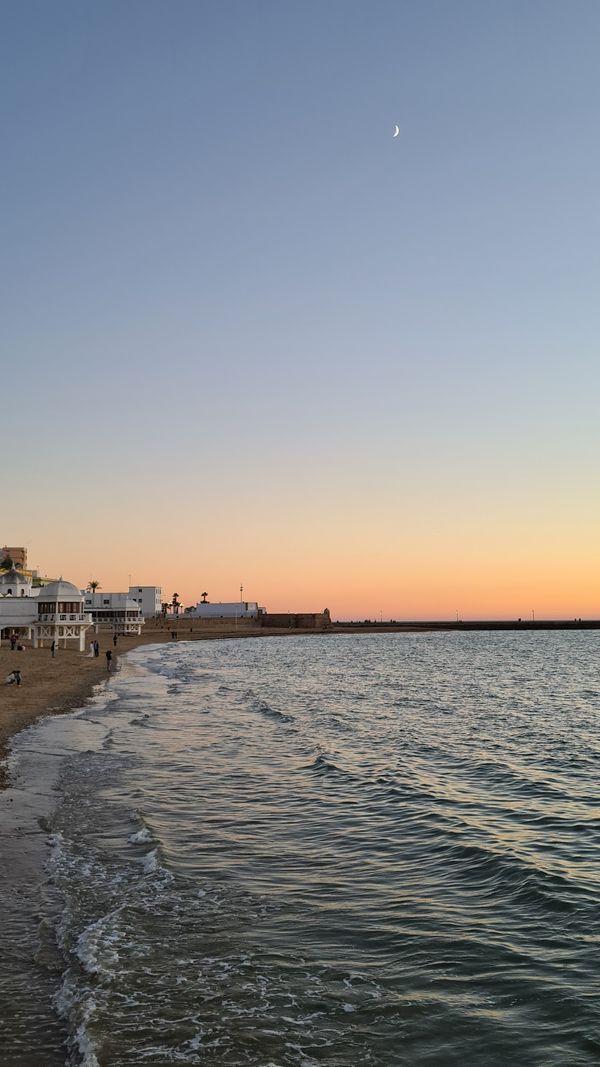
[106,649,112,671]
[88,641,95,657]
[10,633,17,651]
[94,640,100,657]
[5,670,22,685]
[51,640,56,658]
[113,633,118,647]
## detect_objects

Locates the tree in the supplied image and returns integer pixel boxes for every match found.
[0,557,14,571]
[201,591,208,603]
[172,593,180,617]
[88,579,101,593]
[161,601,170,617]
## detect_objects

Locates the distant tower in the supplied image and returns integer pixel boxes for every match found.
[1,546,27,569]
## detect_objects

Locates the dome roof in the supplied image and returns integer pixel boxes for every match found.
[38,579,83,600]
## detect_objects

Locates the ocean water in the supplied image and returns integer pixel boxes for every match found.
[1,631,599,1066]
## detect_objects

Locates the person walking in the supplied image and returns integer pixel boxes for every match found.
[51,640,56,658]
[106,649,112,672]
[94,640,100,657]
[10,634,17,651]
[113,633,118,647]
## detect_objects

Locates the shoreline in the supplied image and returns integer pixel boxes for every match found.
[3,618,593,788]
[0,623,329,789]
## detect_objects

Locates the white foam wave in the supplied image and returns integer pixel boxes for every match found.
[54,974,101,1067]
[75,912,121,977]
[142,848,159,874]
[129,826,153,844]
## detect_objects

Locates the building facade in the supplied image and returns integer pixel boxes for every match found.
[35,580,92,650]
[128,586,162,618]
[188,601,261,620]
[0,572,92,650]
[83,591,145,634]
[1,546,27,568]
[0,565,32,599]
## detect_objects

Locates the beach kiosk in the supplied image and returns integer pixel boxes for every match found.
[34,579,92,651]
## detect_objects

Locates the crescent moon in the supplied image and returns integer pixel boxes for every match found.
[393,125,400,138]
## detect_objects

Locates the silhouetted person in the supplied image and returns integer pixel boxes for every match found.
[94,640,100,657]
[106,650,112,672]
[51,640,56,658]
[10,634,16,651]
[113,634,118,647]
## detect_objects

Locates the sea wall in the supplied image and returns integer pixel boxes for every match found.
[260,613,332,630]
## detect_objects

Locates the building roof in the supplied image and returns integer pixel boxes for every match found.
[38,579,83,600]
[0,566,29,586]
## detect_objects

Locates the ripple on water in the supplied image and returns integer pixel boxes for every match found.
[23,633,600,1064]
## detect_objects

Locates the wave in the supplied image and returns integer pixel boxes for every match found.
[128,825,153,845]
[129,713,151,727]
[31,630,600,1067]
[46,826,299,1066]
[305,753,342,776]
[242,689,295,724]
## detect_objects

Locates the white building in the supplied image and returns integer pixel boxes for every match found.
[83,591,144,634]
[35,580,92,650]
[0,566,35,599]
[0,570,92,651]
[188,601,261,620]
[0,565,39,640]
[128,585,162,618]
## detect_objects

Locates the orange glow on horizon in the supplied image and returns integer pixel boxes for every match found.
[17,513,600,623]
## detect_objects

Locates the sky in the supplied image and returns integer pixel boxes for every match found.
[2,0,600,619]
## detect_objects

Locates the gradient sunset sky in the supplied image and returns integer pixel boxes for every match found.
[3,1,599,619]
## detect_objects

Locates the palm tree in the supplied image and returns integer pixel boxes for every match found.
[172,593,180,617]
[201,591,208,603]
[88,579,101,594]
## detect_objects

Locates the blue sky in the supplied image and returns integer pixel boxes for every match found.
[3,1,599,614]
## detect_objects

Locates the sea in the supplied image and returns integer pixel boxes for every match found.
[0,631,599,1066]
